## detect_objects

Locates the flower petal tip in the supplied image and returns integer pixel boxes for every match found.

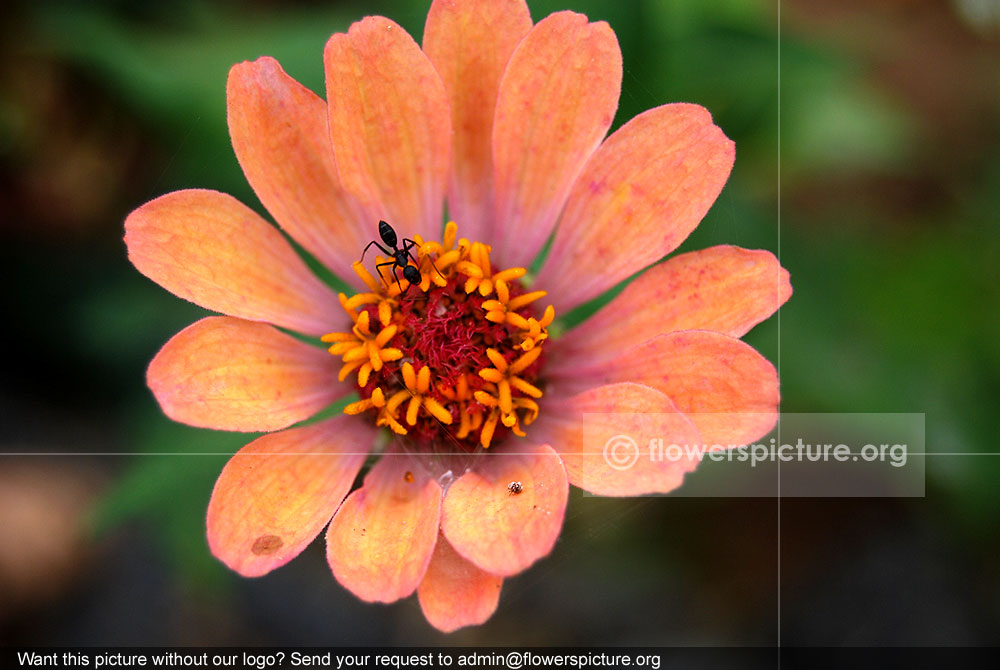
[326,457,443,603]
[147,317,341,432]
[417,533,503,633]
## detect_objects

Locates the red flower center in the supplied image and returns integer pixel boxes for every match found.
[323,223,554,451]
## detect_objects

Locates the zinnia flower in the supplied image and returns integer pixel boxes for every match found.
[124,0,791,632]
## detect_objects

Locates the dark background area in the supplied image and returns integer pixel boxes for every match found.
[2,0,999,645]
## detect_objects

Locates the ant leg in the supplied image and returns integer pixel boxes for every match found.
[400,238,418,265]
[375,260,399,291]
[402,238,444,278]
[361,240,391,263]
[400,239,421,272]
[391,265,407,295]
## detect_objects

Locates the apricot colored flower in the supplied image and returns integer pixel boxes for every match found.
[124,0,790,632]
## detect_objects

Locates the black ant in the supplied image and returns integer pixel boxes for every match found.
[361,220,441,293]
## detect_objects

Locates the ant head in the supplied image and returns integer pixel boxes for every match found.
[402,265,421,285]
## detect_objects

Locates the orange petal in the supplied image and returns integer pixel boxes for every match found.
[553,331,779,448]
[206,416,374,578]
[423,0,532,239]
[417,532,503,633]
[441,443,567,576]
[227,57,370,286]
[326,451,442,603]
[125,189,340,336]
[147,317,342,432]
[531,383,700,496]
[553,246,791,366]
[491,11,622,267]
[324,17,450,239]
[537,104,736,312]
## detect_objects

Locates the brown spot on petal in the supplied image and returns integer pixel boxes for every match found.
[251,535,283,555]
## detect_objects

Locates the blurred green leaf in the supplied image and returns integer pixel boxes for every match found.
[30,2,356,197]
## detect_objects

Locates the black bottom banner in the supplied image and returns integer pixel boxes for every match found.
[5,647,999,670]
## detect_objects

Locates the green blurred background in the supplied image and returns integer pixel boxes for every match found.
[2,0,999,645]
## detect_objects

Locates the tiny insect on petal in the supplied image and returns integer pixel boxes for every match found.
[442,443,568,576]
